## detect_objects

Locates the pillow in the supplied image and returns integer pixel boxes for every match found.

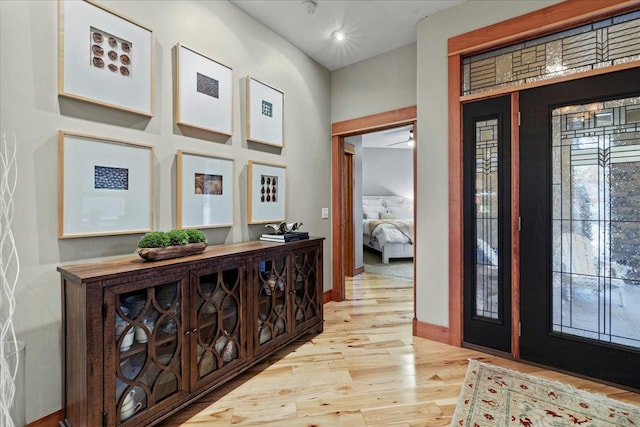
[379,211,395,219]
[363,207,380,220]
[383,199,406,210]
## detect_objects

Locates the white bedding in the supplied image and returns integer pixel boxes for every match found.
[364,218,413,247]
[362,196,414,263]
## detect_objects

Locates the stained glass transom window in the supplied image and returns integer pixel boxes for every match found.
[475,119,499,319]
[463,11,640,96]
[552,96,640,349]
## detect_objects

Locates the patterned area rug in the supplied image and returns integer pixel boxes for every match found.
[451,360,640,427]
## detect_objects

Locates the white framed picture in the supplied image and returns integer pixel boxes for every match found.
[246,76,284,147]
[58,0,154,116]
[247,161,286,224]
[177,150,234,229]
[175,44,233,136]
[58,131,154,238]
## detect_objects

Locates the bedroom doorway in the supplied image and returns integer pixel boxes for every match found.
[354,126,415,277]
[331,106,417,302]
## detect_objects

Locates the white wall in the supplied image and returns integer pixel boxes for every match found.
[334,44,418,272]
[362,148,413,199]
[415,0,562,327]
[0,0,331,422]
[331,43,417,123]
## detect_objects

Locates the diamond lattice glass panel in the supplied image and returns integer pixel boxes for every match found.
[552,96,640,350]
[475,119,499,319]
[463,11,640,96]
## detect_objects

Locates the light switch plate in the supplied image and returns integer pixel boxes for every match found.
[321,208,329,219]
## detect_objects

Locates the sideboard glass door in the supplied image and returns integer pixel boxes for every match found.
[191,261,245,390]
[254,254,289,353]
[104,273,188,425]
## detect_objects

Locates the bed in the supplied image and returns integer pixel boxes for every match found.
[362,196,414,264]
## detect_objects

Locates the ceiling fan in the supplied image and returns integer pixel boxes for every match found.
[388,129,414,147]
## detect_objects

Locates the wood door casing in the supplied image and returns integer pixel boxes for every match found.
[343,144,355,276]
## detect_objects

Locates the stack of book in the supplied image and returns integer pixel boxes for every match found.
[260,231,309,242]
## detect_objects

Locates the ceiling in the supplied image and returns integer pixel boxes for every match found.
[229,0,464,71]
[347,124,414,150]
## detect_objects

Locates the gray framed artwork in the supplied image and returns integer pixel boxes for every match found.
[58,131,154,238]
[175,43,233,136]
[58,0,154,116]
[177,150,234,229]
[247,161,286,224]
[246,76,284,147]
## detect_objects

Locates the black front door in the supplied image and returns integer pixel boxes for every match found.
[463,95,512,353]
[520,68,640,389]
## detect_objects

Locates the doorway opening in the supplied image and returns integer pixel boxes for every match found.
[346,125,414,280]
[331,106,417,302]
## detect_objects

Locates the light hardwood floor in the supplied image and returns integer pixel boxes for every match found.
[160,272,640,426]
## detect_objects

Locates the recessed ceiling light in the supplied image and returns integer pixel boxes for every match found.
[331,30,346,42]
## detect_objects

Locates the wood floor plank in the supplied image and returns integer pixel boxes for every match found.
[234,411,368,427]
[362,402,443,426]
[160,273,640,426]
[294,384,463,418]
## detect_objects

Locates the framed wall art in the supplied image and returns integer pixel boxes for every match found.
[247,161,286,224]
[175,43,233,136]
[246,76,284,147]
[177,150,234,229]
[58,131,154,238]
[58,0,154,116]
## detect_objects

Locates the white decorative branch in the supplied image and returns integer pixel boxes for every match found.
[0,132,20,427]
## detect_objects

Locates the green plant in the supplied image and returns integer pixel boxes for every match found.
[166,229,189,246]
[137,231,170,248]
[137,229,206,248]
[185,229,207,244]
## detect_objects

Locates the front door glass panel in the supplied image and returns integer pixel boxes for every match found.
[475,119,500,319]
[552,96,640,349]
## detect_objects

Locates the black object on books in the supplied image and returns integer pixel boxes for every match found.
[260,232,309,242]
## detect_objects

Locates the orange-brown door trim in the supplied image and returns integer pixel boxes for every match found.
[447,0,639,349]
[331,135,344,301]
[510,91,521,359]
[331,106,417,302]
[343,144,355,276]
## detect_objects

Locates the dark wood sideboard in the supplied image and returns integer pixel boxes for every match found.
[58,238,324,426]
